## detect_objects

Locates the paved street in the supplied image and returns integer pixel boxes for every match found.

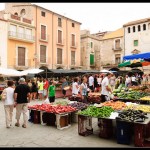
[0,98,134,147]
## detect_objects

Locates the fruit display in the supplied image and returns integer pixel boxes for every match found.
[140,96,150,101]
[68,102,88,110]
[54,101,69,105]
[78,106,114,118]
[99,100,127,110]
[117,109,148,122]
[28,104,76,114]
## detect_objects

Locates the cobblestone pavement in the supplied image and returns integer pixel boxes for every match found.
[0,98,134,147]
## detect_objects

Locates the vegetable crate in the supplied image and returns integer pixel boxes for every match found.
[71,110,79,123]
[134,123,150,147]
[56,113,71,130]
[28,109,41,124]
[98,118,113,139]
[116,121,132,145]
[40,112,56,126]
[87,96,101,104]
[78,115,93,136]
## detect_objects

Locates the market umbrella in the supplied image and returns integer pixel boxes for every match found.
[100,69,111,73]
[20,68,44,76]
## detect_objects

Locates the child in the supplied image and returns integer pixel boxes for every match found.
[48,80,56,103]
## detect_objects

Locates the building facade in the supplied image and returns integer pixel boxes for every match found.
[80,30,101,70]
[4,3,81,70]
[100,28,124,70]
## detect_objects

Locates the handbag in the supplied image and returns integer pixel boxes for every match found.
[1,89,7,100]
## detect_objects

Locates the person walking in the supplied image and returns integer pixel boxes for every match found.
[1,80,15,128]
[48,80,56,103]
[37,78,44,100]
[14,78,31,128]
[43,78,49,100]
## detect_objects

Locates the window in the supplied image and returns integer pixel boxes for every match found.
[40,45,46,63]
[18,26,24,39]
[10,24,17,36]
[133,26,136,32]
[134,40,138,46]
[128,27,130,33]
[41,11,45,17]
[115,39,120,49]
[71,34,75,46]
[26,28,32,40]
[90,54,94,65]
[57,48,62,64]
[58,30,62,43]
[18,47,25,66]
[115,54,121,64]
[71,51,75,65]
[58,18,62,27]
[20,9,26,16]
[143,24,146,30]
[41,25,46,40]
[72,23,75,27]
[138,25,141,32]
[91,42,93,48]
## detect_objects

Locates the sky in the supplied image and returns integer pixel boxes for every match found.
[1,3,150,33]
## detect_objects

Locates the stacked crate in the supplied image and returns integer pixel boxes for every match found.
[78,115,93,136]
[116,121,132,145]
[98,118,113,139]
[134,123,150,147]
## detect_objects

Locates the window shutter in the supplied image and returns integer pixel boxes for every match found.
[58,30,62,43]
[40,45,46,63]
[18,47,25,66]
[72,34,75,46]
[71,51,75,65]
[57,48,62,64]
[41,25,46,40]
[90,54,94,65]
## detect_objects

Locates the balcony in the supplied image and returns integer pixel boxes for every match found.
[57,39,65,46]
[70,42,78,49]
[112,46,122,51]
[8,31,35,43]
[39,33,49,42]
[13,58,32,70]
[4,14,34,26]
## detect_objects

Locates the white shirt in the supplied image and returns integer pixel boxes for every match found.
[88,76,94,86]
[4,87,14,105]
[101,76,109,96]
[126,77,131,84]
[131,76,136,82]
[72,82,79,95]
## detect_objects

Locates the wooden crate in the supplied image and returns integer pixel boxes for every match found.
[56,113,71,130]
[78,115,93,136]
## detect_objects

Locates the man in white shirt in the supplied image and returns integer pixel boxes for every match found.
[88,74,94,92]
[101,72,112,102]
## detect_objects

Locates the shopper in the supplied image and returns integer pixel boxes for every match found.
[48,80,56,103]
[61,78,68,99]
[1,80,15,128]
[72,77,79,96]
[43,78,49,99]
[80,76,88,103]
[38,78,44,100]
[14,78,31,128]
[31,81,38,100]
[101,72,112,102]
[88,74,94,92]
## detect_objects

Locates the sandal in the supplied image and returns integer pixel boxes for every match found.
[15,123,20,127]
[22,124,27,128]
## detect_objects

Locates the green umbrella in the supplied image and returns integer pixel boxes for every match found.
[118,61,131,67]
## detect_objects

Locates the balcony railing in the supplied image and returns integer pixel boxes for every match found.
[13,58,32,69]
[8,31,35,42]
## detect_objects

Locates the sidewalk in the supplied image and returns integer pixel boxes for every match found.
[0,98,134,147]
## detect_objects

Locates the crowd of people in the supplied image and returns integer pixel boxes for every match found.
[1,72,150,129]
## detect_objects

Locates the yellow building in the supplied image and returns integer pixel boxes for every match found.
[5,3,81,70]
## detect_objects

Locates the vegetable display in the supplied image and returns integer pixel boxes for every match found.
[100,101,126,110]
[28,104,76,114]
[78,106,114,118]
[68,102,88,110]
[117,109,148,122]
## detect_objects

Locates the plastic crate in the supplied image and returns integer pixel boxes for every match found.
[78,115,93,136]
[98,118,113,138]
[134,123,150,147]
[56,113,71,130]
[116,121,132,145]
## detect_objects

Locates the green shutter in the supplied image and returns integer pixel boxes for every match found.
[90,54,94,65]
[134,40,138,46]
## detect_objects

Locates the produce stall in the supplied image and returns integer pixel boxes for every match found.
[77,104,150,147]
